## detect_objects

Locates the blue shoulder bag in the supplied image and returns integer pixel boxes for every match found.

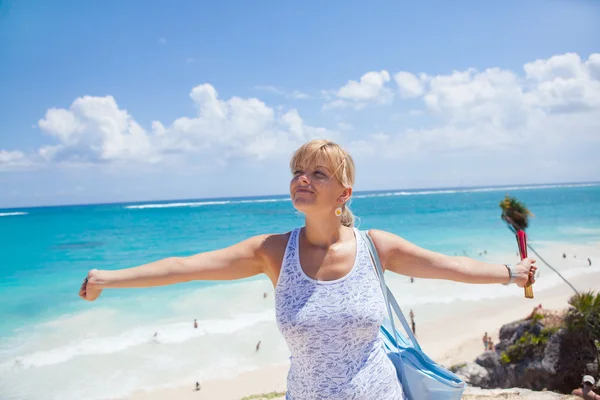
[360,231,466,400]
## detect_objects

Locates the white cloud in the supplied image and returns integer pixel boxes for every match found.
[524,52,587,81]
[2,51,598,193]
[7,84,334,169]
[322,99,367,111]
[325,70,393,110]
[356,52,600,161]
[253,86,310,99]
[394,71,426,98]
[290,90,310,100]
[0,150,31,171]
[38,96,154,163]
[254,85,285,96]
[337,70,391,100]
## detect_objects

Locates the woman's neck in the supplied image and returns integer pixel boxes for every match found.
[303,214,347,249]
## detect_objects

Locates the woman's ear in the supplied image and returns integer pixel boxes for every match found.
[339,187,352,203]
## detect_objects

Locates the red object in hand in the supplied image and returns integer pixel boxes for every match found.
[516,230,534,298]
[517,230,528,260]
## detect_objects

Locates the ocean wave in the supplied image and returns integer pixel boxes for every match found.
[353,183,599,199]
[125,201,231,209]
[0,212,28,217]
[125,198,290,209]
[559,227,600,235]
[239,198,290,204]
[1,310,274,369]
[124,183,597,209]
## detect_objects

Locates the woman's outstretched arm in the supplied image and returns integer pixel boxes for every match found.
[79,234,271,301]
[368,229,536,287]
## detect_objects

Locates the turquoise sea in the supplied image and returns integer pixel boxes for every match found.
[1,182,600,400]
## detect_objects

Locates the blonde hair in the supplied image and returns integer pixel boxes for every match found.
[290,139,356,227]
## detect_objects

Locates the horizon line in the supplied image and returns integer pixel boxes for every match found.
[1,180,599,211]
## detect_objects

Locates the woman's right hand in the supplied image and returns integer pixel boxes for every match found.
[79,269,103,301]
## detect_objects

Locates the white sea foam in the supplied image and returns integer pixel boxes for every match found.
[125,198,291,209]
[125,201,232,209]
[559,227,600,235]
[1,309,274,369]
[123,183,597,209]
[354,183,599,199]
[0,212,28,217]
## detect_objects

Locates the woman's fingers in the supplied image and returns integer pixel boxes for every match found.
[528,266,537,284]
[79,277,89,299]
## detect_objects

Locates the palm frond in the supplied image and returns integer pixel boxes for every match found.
[500,194,533,231]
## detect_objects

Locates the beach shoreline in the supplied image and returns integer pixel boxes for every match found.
[123,266,600,400]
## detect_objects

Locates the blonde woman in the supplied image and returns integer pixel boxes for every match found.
[79,139,537,399]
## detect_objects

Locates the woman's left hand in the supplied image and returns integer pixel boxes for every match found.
[514,257,537,287]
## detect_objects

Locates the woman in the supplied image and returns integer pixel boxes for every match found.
[79,139,537,399]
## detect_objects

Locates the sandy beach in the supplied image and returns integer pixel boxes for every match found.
[124,241,600,400]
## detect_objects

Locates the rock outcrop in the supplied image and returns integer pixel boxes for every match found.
[452,314,599,394]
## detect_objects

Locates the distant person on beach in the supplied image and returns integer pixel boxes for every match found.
[194,319,198,329]
[482,332,489,350]
[256,340,261,352]
[263,292,267,298]
[487,339,494,351]
[409,309,416,335]
[571,375,600,400]
[195,382,200,391]
[79,140,537,399]
[410,277,414,283]
[589,258,592,266]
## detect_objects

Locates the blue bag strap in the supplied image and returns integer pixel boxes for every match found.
[360,230,423,352]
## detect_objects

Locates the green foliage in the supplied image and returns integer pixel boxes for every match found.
[565,290,600,373]
[500,352,511,364]
[566,291,600,339]
[500,292,599,368]
[531,312,544,324]
[499,195,532,231]
[540,326,559,336]
[500,325,556,365]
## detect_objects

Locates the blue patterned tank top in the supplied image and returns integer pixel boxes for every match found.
[275,227,404,400]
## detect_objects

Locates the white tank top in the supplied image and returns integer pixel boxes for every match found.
[275,227,404,399]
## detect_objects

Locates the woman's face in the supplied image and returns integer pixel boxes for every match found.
[290,158,347,215]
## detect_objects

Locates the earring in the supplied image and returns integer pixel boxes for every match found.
[335,207,342,217]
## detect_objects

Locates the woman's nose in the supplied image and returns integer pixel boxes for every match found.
[298,174,310,184]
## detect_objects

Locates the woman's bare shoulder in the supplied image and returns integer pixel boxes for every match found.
[255,231,294,285]
[257,231,292,257]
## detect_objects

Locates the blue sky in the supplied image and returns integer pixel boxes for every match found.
[1,0,599,208]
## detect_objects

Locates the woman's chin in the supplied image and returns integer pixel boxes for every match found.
[291,199,315,213]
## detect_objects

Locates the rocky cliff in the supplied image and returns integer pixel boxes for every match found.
[452,310,599,394]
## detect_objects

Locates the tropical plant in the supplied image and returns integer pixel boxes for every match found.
[566,291,600,335]
[566,291,600,362]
